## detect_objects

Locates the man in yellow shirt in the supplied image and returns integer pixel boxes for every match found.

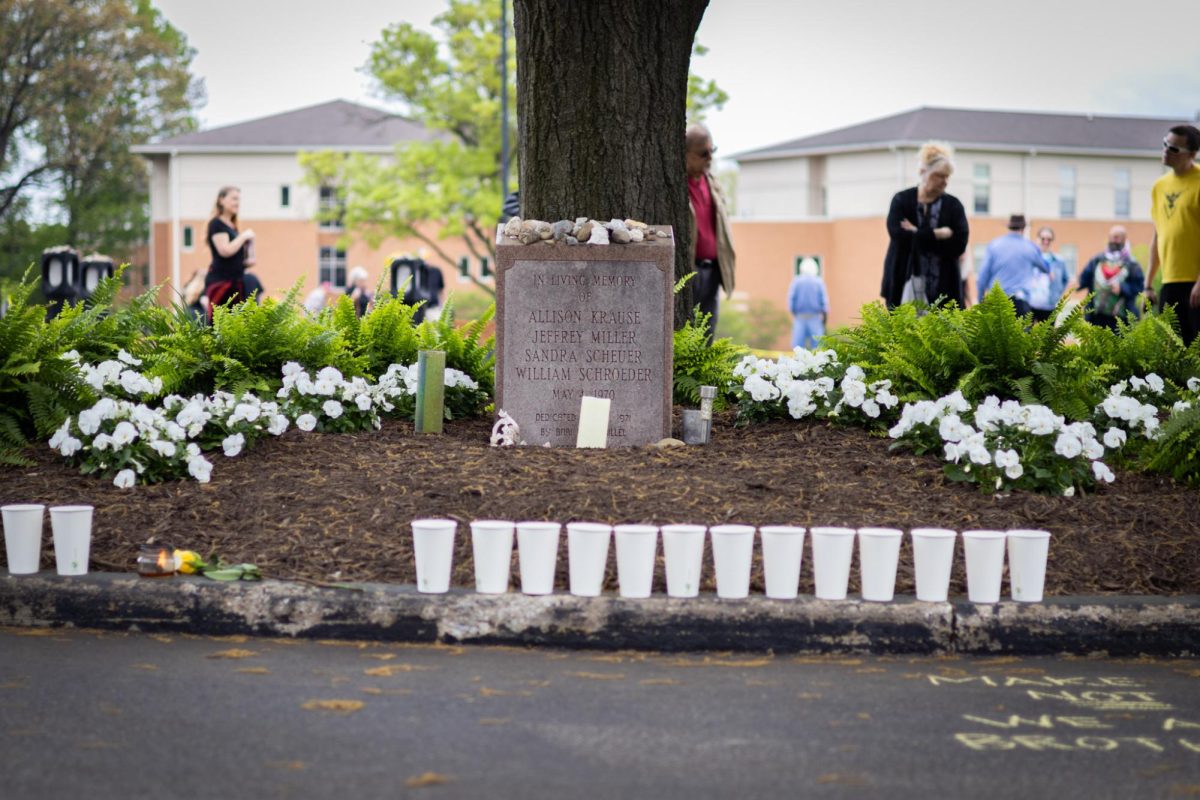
[1147,124,1200,345]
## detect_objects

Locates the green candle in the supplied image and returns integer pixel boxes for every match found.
[415,349,446,434]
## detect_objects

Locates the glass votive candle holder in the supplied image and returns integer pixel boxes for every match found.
[137,543,176,578]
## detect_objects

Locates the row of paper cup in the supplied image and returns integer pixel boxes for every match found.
[2,504,94,576]
[412,521,1051,603]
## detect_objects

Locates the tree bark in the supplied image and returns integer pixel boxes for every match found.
[514,0,709,329]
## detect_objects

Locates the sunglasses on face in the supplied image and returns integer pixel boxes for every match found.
[1163,138,1194,155]
[692,147,716,158]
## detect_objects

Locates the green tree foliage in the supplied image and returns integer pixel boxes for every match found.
[0,0,202,278]
[300,0,726,291]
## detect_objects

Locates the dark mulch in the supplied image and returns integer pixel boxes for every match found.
[3,412,1198,595]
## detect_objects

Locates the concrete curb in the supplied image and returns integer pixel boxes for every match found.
[2,574,1198,656]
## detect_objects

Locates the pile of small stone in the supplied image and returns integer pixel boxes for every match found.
[501,217,672,246]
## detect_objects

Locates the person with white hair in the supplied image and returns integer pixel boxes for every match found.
[346,265,372,317]
[880,142,969,309]
[786,257,829,349]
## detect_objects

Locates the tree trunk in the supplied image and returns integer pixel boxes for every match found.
[514,0,709,329]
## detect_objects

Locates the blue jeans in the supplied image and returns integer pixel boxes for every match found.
[792,315,825,349]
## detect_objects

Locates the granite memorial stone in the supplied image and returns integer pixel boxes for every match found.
[496,227,674,447]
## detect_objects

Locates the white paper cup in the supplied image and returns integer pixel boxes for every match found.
[858,527,902,602]
[614,524,658,598]
[566,522,612,597]
[963,530,1007,604]
[759,525,805,600]
[709,524,755,599]
[3,504,45,575]
[469,519,515,594]
[811,526,856,600]
[910,528,957,602]
[1007,529,1051,603]
[661,524,706,598]
[49,505,93,576]
[411,518,457,593]
[516,521,561,595]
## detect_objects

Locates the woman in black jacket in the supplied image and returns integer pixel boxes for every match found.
[881,142,969,309]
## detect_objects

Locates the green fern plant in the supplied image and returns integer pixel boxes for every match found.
[672,308,745,410]
[1140,403,1200,486]
[413,294,496,397]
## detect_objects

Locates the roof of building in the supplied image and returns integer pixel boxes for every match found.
[132,99,433,154]
[736,107,1190,161]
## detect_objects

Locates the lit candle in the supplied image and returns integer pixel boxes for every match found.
[415,349,445,434]
[575,396,610,448]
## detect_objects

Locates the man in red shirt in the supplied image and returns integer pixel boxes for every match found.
[686,124,737,341]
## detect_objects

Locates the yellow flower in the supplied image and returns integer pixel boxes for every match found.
[173,549,205,574]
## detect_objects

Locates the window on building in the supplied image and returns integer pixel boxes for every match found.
[319,186,344,230]
[972,164,991,215]
[1114,168,1131,218]
[1059,244,1078,282]
[182,225,194,251]
[1059,166,1077,218]
[281,185,291,208]
[318,246,347,289]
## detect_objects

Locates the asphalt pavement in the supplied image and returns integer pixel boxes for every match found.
[1,628,1198,799]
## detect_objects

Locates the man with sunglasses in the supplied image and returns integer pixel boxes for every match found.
[686,123,736,342]
[1146,125,1200,344]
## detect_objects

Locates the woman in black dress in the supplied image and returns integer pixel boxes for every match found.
[880,143,969,309]
[203,186,256,321]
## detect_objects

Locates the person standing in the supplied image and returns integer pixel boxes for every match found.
[976,214,1042,315]
[346,266,372,317]
[1146,124,1200,345]
[1078,225,1144,330]
[1028,226,1072,322]
[880,142,968,309]
[686,123,736,341]
[203,186,255,322]
[787,257,829,349]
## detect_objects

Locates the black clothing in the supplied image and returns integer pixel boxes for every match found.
[692,259,722,343]
[881,187,969,308]
[206,218,245,282]
[1158,282,1200,346]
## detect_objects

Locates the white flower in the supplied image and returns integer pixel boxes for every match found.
[92,433,114,452]
[49,419,71,450]
[316,366,344,384]
[296,413,318,432]
[993,449,1020,469]
[77,409,102,435]
[1054,433,1083,459]
[1145,373,1164,394]
[1092,461,1116,483]
[165,422,186,441]
[744,374,779,403]
[222,433,245,457]
[1063,486,1076,497]
[267,415,289,436]
[861,399,880,418]
[60,437,82,457]
[1082,439,1105,460]
[355,394,372,411]
[150,440,177,458]
[230,402,260,423]
[1102,427,1127,449]
[187,456,213,483]
[968,445,992,465]
[119,369,153,396]
[186,442,201,458]
[313,379,337,396]
[61,350,81,362]
[111,421,138,447]
[1188,377,1200,393]
[113,469,136,489]
[322,400,344,419]
[1005,462,1024,480]
[282,362,304,377]
[117,349,142,366]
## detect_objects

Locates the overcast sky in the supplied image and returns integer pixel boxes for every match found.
[154,0,1200,159]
